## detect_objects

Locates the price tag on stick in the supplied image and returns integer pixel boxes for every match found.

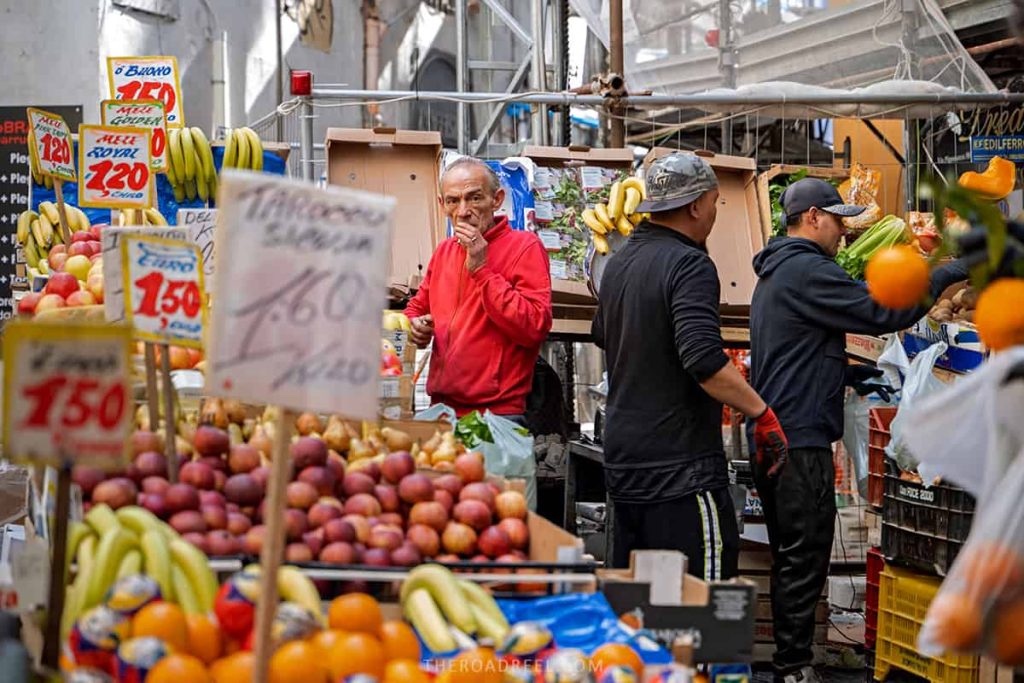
[101,99,168,172]
[107,56,185,128]
[122,234,206,348]
[26,108,76,182]
[208,171,395,419]
[177,209,217,293]
[1,320,133,469]
[78,125,154,209]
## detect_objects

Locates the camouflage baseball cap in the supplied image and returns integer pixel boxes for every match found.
[638,153,719,213]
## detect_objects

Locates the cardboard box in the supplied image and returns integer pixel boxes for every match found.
[598,550,756,663]
[903,317,985,373]
[379,376,414,419]
[643,149,764,306]
[325,128,443,289]
[523,145,634,301]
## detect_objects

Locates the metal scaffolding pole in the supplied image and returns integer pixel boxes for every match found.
[609,0,625,147]
[531,0,549,145]
[455,0,470,154]
[309,87,1024,108]
[299,97,315,182]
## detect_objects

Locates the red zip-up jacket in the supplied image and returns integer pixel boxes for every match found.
[405,216,552,416]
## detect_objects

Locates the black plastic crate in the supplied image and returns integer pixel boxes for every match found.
[880,473,976,576]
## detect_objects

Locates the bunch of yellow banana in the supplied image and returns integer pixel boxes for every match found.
[62,504,219,638]
[16,202,90,274]
[241,563,325,626]
[383,310,413,332]
[221,126,264,174]
[27,129,53,190]
[116,207,168,226]
[400,564,509,652]
[581,177,650,255]
[166,126,218,204]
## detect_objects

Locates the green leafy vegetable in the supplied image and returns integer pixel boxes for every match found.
[455,411,493,448]
[835,215,911,280]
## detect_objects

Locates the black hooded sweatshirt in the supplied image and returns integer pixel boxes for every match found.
[748,237,968,451]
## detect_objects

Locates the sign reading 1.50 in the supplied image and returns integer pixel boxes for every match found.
[107,56,185,128]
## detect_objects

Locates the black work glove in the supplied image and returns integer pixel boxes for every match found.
[845,364,895,401]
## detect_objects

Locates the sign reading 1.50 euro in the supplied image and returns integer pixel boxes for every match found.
[107,56,185,128]
[78,124,153,209]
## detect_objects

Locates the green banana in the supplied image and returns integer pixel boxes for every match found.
[172,183,186,203]
[143,208,168,226]
[66,522,93,579]
[116,550,143,579]
[169,538,218,611]
[234,128,250,170]
[403,588,457,653]
[76,533,98,581]
[85,504,121,536]
[141,530,174,601]
[168,128,185,183]
[469,603,509,643]
[16,210,37,245]
[399,564,476,634]
[61,578,84,641]
[171,563,199,613]
[191,127,216,182]
[194,164,210,202]
[184,177,196,201]
[223,129,238,168]
[84,527,137,609]
[179,127,197,181]
[458,580,509,631]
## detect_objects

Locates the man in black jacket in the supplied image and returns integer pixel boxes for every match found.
[749,178,969,683]
[593,153,789,580]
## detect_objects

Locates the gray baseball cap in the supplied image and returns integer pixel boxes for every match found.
[781,178,865,220]
[638,153,719,213]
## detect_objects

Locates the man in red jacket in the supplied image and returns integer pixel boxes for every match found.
[405,157,552,419]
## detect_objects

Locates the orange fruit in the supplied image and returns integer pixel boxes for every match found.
[447,646,503,683]
[269,640,330,683]
[133,601,189,652]
[311,628,348,658]
[927,592,984,650]
[327,593,383,635]
[186,348,204,368]
[327,632,386,680]
[992,598,1024,664]
[865,246,930,310]
[379,620,421,661]
[145,653,210,683]
[974,278,1024,351]
[958,542,1024,598]
[209,651,254,683]
[186,613,223,664]
[168,346,192,370]
[590,642,645,677]
[384,658,430,683]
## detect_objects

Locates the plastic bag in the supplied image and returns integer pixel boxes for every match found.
[415,406,538,509]
[908,348,1024,663]
[885,341,948,473]
[843,390,895,499]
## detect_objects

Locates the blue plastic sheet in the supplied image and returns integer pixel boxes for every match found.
[30,140,287,226]
[417,592,671,666]
[487,160,534,233]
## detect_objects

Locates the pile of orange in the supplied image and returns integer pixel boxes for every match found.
[590,642,645,678]
[321,592,424,681]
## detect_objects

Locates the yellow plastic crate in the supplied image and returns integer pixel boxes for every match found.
[874,565,980,683]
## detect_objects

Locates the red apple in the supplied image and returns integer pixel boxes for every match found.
[201,505,228,530]
[302,528,326,557]
[91,478,138,510]
[368,525,404,552]
[141,476,170,496]
[67,241,90,257]
[71,230,92,244]
[455,452,486,483]
[390,542,423,567]
[35,293,67,313]
[298,466,335,498]
[344,493,382,517]
[71,466,106,497]
[442,522,478,556]
[495,491,528,520]
[193,426,230,458]
[243,525,266,555]
[134,451,167,479]
[199,490,226,508]
[223,474,262,506]
[498,517,529,551]
[165,483,200,513]
[65,290,96,307]
[182,532,209,554]
[49,244,67,257]
[453,500,493,532]
[341,515,370,544]
[308,501,342,529]
[48,252,68,272]
[180,461,216,490]
[319,542,357,565]
[374,484,400,513]
[323,518,357,544]
[285,543,314,563]
[227,512,252,536]
[409,501,448,532]
[169,510,207,535]
[89,225,103,241]
[286,481,319,510]
[290,437,328,470]
[459,482,496,511]
[131,431,162,457]
[433,489,455,513]
[140,493,169,519]
[207,530,241,556]
[478,525,512,558]
[16,292,42,316]
[406,524,441,557]
[363,547,392,567]
[341,472,375,498]
[284,509,309,541]
[227,444,261,474]
[381,451,416,484]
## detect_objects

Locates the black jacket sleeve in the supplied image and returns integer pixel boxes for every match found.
[790,256,970,335]
[591,304,606,349]
[670,256,730,382]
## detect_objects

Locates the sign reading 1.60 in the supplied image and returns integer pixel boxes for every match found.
[107,56,185,128]
[78,124,153,209]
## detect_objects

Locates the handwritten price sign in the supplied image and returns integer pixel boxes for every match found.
[107,56,185,128]
[122,235,207,348]
[26,108,76,181]
[208,171,395,418]
[2,321,132,469]
[78,125,153,209]
[178,209,217,293]
[101,99,168,172]
[101,226,186,323]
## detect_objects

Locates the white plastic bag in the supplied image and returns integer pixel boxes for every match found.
[843,390,895,500]
[885,342,948,473]
[908,348,1024,663]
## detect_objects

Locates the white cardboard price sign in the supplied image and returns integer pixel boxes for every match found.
[122,234,207,348]
[208,171,395,418]
[177,208,217,293]
[107,56,185,128]
[26,108,76,182]
[78,125,154,209]
[1,321,133,469]
[101,99,168,172]
[101,226,186,323]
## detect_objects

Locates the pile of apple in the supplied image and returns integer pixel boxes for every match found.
[19,227,105,316]
[72,423,531,570]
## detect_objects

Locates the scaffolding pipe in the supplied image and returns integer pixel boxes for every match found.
[455,0,470,154]
[609,0,625,147]
[531,0,549,145]
[299,97,315,182]
[310,87,1024,108]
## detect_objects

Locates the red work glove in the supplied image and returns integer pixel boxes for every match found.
[754,407,789,478]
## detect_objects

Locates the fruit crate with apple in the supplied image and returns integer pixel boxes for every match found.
[874,564,979,682]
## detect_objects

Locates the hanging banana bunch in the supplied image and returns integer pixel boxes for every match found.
[585,177,650,254]
[116,208,169,227]
[220,127,264,173]
[165,126,222,204]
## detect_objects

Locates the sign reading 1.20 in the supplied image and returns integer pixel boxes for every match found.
[78,125,153,209]
[107,56,185,128]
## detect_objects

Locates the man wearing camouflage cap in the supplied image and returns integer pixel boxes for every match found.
[592,152,789,579]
